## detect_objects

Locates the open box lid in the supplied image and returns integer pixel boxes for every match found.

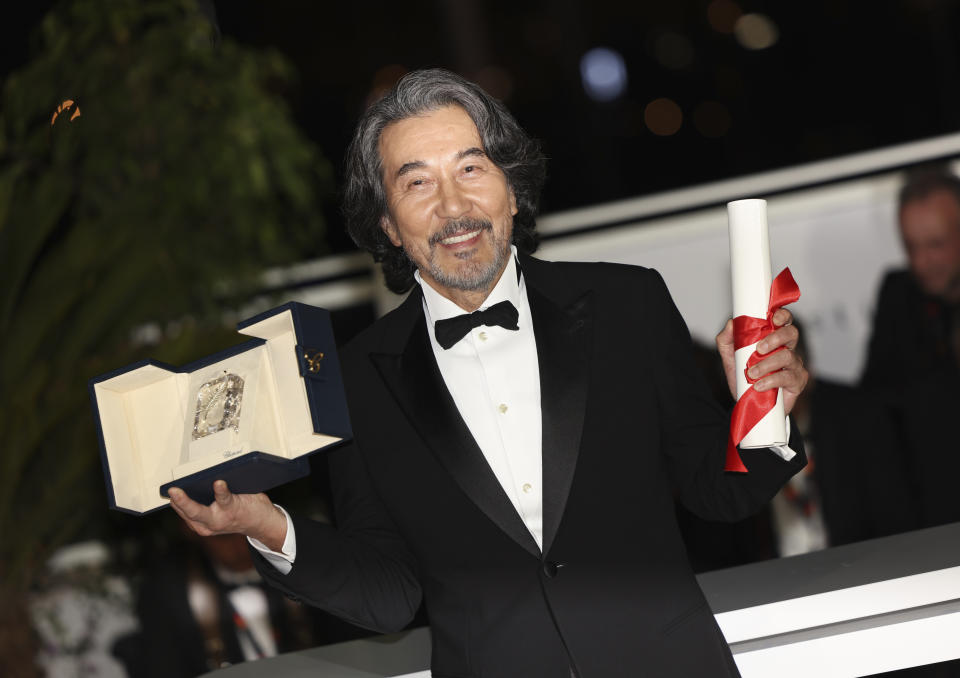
[89,302,352,515]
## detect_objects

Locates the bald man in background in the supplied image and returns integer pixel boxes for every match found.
[862,167,960,529]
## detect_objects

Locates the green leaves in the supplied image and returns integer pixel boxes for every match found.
[0,0,333,588]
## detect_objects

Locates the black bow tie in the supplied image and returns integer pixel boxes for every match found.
[434,300,519,349]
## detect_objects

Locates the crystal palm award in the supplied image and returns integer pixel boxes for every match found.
[193,372,245,440]
[89,303,352,514]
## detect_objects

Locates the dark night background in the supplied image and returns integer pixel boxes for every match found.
[3,2,960,676]
[6,0,960,252]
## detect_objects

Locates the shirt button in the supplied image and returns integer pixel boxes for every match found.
[522,483,532,494]
[478,331,488,342]
[498,403,508,414]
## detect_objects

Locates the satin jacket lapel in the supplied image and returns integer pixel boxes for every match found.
[524,266,593,555]
[369,292,541,558]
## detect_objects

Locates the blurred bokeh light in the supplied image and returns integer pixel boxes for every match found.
[707,0,742,34]
[644,97,683,136]
[580,47,628,102]
[734,13,780,50]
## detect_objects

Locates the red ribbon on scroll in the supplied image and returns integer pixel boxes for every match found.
[724,268,801,473]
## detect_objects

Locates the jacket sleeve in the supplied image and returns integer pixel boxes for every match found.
[645,268,807,522]
[252,439,422,634]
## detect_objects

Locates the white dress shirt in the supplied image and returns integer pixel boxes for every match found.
[417,251,544,549]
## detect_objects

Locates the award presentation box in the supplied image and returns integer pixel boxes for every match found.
[89,302,352,515]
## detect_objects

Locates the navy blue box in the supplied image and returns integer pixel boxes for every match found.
[89,302,352,514]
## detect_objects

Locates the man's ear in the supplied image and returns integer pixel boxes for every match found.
[380,216,402,247]
[509,187,518,217]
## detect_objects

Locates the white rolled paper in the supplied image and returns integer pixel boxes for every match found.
[727,199,787,448]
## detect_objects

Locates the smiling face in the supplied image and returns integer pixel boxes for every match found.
[378,105,518,310]
[899,188,960,301]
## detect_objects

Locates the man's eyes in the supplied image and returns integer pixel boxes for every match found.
[403,164,486,190]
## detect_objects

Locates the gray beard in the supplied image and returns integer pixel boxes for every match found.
[413,217,512,292]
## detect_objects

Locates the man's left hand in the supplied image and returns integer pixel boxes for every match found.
[716,308,809,415]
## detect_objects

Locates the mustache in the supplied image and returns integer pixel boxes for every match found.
[429,217,493,246]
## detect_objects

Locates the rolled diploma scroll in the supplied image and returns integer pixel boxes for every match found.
[727,199,787,448]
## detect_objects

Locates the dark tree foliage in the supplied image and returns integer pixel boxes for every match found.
[0,0,332,607]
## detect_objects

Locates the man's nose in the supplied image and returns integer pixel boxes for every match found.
[436,180,470,219]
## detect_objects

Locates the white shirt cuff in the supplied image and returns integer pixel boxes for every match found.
[768,416,797,461]
[248,504,297,575]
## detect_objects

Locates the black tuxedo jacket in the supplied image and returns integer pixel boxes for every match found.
[861,270,958,392]
[861,269,960,528]
[255,255,806,678]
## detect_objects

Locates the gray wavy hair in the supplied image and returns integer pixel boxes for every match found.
[342,68,547,294]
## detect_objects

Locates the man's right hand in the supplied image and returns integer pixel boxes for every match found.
[168,480,288,552]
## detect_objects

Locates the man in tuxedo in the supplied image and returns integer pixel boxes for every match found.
[861,167,960,529]
[170,69,809,677]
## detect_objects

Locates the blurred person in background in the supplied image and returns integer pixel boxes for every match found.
[861,166,960,529]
